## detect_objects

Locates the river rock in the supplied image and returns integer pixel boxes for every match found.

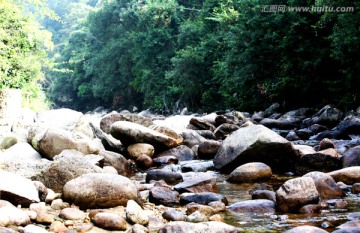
[92,212,127,231]
[227,162,272,183]
[337,115,360,134]
[197,140,221,160]
[180,130,207,148]
[311,129,351,141]
[59,208,86,220]
[162,209,185,221]
[152,156,178,166]
[0,142,42,161]
[39,150,104,193]
[99,150,133,176]
[0,170,39,207]
[328,167,360,184]
[251,190,276,202]
[35,108,94,138]
[0,206,31,226]
[174,172,217,193]
[303,171,344,199]
[181,161,214,173]
[0,227,18,233]
[284,225,328,233]
[100,112,153,134]
[352,183,360,194]
[186,204,215,217]
[146,170,183,185]
[343,146,360,167]
[195,130,216,140]
[155,145,194,161]
[29,202,54,224]
[214,123,240,140]
[136,154,153,170]
[180,192,228,205]
[227,199,276,214]
[149,186,179,206]
[158,221,240,233]
[149,125,184,145]
[110,121,180,150]
[336,219,360,229]
[30,127,100,160]
[276,177,319,212]
[63,173,141,209]
[259,118,297,130]
[314,105,343,128]
[214,124,298,173]
[189,117,216,131]
[186,211,209,223]
[23,224,49,233]
[49,221,68,233]
[127,143,155,160]
[126,200,149,225]
[295,151,341,176]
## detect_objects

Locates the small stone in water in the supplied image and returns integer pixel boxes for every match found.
[321,221,333,229]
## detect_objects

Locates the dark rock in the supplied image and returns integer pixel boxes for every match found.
[343,146,360,167]
[251,190,276,202]
[311,130,352,141]
[149,186,179,206]
[264,103,280,118]
[162,209,185,221]
[181,161,214,173]
[136,154,153,170]
[214,123,240,140]
[213,124,299,173]
[174,172,217,193]
[337,115,360,134]
[152,156,178,166]
[195,130,216,140]
[285,131,301,141]
[189,118,216,131]
[197,140,221,160]
[314,105,343,128]
[298,204,322,214]
[155,145,194,161]
[295,152,341,176]
[248,183,274,195]
[352,183,360,194]
[303,171,344,199]
[145,170,183,185]
[259,118,297,130]
[180,192,228,205]
[180,130,207,149]
[319,138,335,150]
[227,162,272,183]
[227,199,276,214]
[309,124,329,134]
[295,128,313,140]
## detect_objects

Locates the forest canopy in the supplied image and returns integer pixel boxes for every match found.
[2,0,360,113]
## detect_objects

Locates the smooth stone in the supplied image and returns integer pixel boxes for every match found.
[59,208,86,220]
[126,200,149,226]
[227,162,272,183]
[92,212,127,230]
[284,225,328,233]
[162,209,185,221]
[158,221,240,233]
[227,199,276,214]
[180,192,228,205]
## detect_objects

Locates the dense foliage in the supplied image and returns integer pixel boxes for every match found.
[42,0,360,112]
[0,0,54,110]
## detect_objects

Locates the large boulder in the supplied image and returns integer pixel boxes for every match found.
[276,177,319,212]
[63,173,141,209]
[0,143,42,161]
[34,108,94,138]
[0,170,40,207]
[314,105,343,128]
[295,151,342,176]
[110,121,180,150]
[158,221,240,233]
[328,167,360,184]
[227,162,272,183]
[30,127,100,159]
[337,115,360,135]
[146,170,183,185]
[343,146,360,167]
[174,172,217,193]
[38,150,104,193]
[213,124,298,173]
[100,112,153,134]
[303,172,344,199]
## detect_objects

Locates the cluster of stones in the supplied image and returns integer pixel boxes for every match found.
[0,103,359,233]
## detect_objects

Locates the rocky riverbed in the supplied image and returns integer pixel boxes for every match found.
[0,104,359,233]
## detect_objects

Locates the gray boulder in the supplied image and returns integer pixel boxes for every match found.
[63,173,141,209]
[343,146,360,167]
[214,124,298,173]
[227,199,276,214]
[337,115,360,134]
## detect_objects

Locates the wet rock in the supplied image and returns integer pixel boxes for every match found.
[174,172,217,193]
[92,212,127,230]
[110,121,180,150]
[181,161,214,173]
[298,204,322,214]
[303,171,344,199]
[336,219,360,229]
[63,173,141,209]
[180,192,228,205]
[0,170,40,207]
[311,130,351,141]
[155,145,194,161]
[214,123,240,140]
[127,143,155,160]
[100,112,153,134]
[251,190,276,202]
[99,150,133,176]
[59,208,86,220]
[328,167,360,184]
[39,150,104,193]
[276,177,319,212]
[162,209,185,221]
[152,156,178,166]
[348,212,360,220]
[158,221,240,233]
[228,199,276,214]
[337,115,360,134]
[295,128,312,140]
[214,124,298,173]
[343,146,360,167]
[295,152,341,176]
[126,200,149,225]
[145,170,183,185]
[0,206,31,226]
[149,186,179,206]
[285,131,301,141]
[197,140,221,160]
[284,225,328,233]
[352,183,360,194]
[227,162,272,183]
[136,154,153,170]
[30,127,99,160]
